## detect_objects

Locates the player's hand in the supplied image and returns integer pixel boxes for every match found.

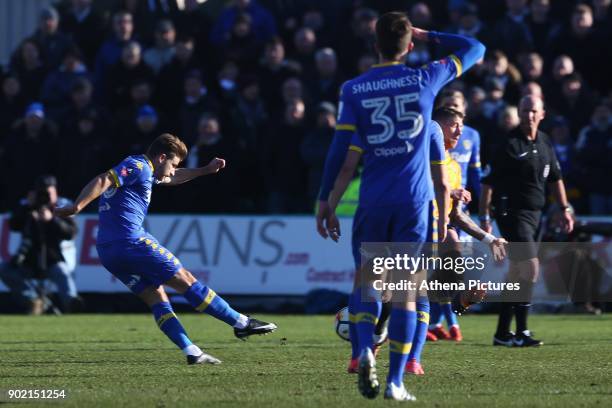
[205,158,226,174]
[489,237,508,262]
[411,27,429,41]
[450,188,471,203]
[560,210,574,234]
[326,212,341,242]
[316,200,331,238]
[54,204,77,218]
[38,206,54,222]
[437,218,447,243]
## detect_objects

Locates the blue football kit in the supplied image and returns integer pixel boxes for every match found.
[448,124,481,194]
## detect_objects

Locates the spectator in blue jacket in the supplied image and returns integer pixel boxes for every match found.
[210,0,277,47]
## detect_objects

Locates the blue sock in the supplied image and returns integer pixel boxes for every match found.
[353,286,382,354]
[408,299,429,363]
[151,302,192,350]
[387,308,417,387]
[348,290,359,359]
[184,281,240,326]
[442,302,459,327]
[429,302,443,329]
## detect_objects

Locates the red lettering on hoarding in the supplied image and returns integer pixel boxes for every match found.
[80,219,100,265]
[306,267,354,282]
[0,218,10,261]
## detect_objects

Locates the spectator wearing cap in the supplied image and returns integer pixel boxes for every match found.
[210,0,277,47]
[143,19,176,74]
[0,174,80,314]
[9,39,48,103]
[575,101,612,214]
[179,69,220,147]
[58,0,106,68]
[40,45,91,116]
[2,103,59,208]
[105,41,155,110]
[31,6,74,70]
[309,48,343,105]
[157,35,199,116]
[94,11,136,92]
[300,101,336,206]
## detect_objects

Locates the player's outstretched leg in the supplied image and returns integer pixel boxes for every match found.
[355,286,382,398]
[140,287,221,365]
[384,305,417,401]
[406,298,429,375]
[168,269,277,339]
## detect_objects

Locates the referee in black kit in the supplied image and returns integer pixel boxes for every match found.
[479,95,574,347]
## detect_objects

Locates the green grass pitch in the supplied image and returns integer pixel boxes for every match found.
[1,314,611,407]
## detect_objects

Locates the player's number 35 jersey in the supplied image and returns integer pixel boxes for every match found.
[338,58,460,209]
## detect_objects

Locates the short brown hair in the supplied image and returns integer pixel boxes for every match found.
[146,133,188,161]
[375,12,412,60]
[433,107,465,123]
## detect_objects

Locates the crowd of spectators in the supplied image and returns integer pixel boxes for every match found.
[0,0,611,215]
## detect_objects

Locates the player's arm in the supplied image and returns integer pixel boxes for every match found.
[54,171,116,217]
[450,203,507,261]
[479,184,493,233]
[159,158,225,186]
[430,163,450,243]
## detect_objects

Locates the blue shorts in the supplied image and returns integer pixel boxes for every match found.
[97,234,182,294]
[351,202,429,267]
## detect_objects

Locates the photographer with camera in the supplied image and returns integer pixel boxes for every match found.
[0,175,79,314]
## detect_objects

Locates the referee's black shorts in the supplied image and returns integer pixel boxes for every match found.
[496,209,542,262]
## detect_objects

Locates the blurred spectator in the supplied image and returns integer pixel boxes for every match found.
[525,0,561,52]
[289,27,318,79]
[215,60,240,102]
[10,39,48,103]
[519,52,544,85]
[447,2,493,45]
[210,0,277,47]
[58,106,111,199]
[157,35,199,119]
[0,175,79,314]
[485,50,522,103]
[114,0,180,45]
[179,69,219,147]
[257,37,299,114]
[58,0,107,68]
[357,53,377,75]
[30,7,73,70]
[0,73,27,140]
[301,101,336,206]
[521,81,544,100]
[575,101,612,214]
[265,98,308,213]
[337,8,377,77]
[309,48,342,105]
[592,0,612,27]
[222,13,262,71]
[543,54,574,104]
[120,104,162,156]
[482,77,507,121]
[143,19,176,74]
[548,116,574,178]
[481,104,519,168]
[491,0,534,61]
[106,41,155,110]
[551,73,597,135]
[94,11,135,91]
[2,103,59,208]
[183,113,243,213]
[114,79,157,143]
[40,46,91,115]
[56,77,102,132]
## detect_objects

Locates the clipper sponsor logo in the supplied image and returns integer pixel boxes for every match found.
[375,144,411,157]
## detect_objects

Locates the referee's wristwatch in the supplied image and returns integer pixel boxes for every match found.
[560,205,572,213]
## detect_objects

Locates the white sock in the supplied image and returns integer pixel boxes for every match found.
[182,344,202,356]
[233,314,249,329]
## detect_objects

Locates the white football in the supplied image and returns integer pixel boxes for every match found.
[334,306,351,341]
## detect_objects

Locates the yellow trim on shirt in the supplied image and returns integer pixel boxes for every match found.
[108,169,120,187]
[469,162,482,168]
[336,124,356,132]
[372,61,403,68]
[349,145,364,154]
[449,54,463,77]
[431,157,452,165]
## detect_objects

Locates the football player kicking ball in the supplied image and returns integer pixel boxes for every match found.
[326,110,507,379]
[317,11,485,401]
[55,134,277,365]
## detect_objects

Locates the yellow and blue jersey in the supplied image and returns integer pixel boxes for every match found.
[449,124,481,198]
[337,56,461,210]
[98,155,155,244]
